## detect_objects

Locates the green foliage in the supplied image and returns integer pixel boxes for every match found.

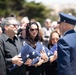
[61,8,76,17]
[20,1,52,23]
[0,0,52,23]
[0,0,76,24]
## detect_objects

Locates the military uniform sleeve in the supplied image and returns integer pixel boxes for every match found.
[57,38,71,75]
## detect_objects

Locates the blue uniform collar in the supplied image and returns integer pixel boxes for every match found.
[64,29,75,36]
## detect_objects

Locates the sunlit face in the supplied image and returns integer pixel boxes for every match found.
[9,24,18,33]
[29,24,38,39]
[7,19,19,34]
[59,22,66,35]
[5,24,18,36]
[51,32,59,45]
[45,19,51,28]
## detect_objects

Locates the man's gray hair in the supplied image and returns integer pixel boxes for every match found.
[1,17,20,28]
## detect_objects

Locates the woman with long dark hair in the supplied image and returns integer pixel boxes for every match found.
[25,22,48,75]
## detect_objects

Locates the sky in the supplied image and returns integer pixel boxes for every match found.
[27,0,76,5]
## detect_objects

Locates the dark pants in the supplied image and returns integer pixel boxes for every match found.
[26,65,43,75]
[7,65,26,75]
[43,61,57,75]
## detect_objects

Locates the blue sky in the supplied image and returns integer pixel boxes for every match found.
[27,0,76,5]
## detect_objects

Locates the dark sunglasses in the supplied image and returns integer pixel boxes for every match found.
[29,28,38,31]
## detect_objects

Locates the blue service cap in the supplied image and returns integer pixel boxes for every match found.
[58,12,76,25]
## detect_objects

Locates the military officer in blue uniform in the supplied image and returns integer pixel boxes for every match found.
[58,12,76,75]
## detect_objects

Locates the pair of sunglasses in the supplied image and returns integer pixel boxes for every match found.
[29,28,38,31]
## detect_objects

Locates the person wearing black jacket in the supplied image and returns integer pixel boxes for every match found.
[0,17,26,75]
[0,47,6,75]
[25,22,48,75]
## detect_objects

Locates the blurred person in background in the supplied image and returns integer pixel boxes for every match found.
[42,18,54,47]
[36,21,43,43]
[51,21,58,29]
[9,13,16,18]
[51,21,61,36]
[0,17,4,35]
[17,17,29,45]
[20,17,29,27]
[29,18,36,23]
[0,16,5,26]
[0,26,2,35]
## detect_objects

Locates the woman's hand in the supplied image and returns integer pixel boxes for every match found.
[49,51,57,62]
[40,51,48,62]
[34,58,44,67]
[24,58,33,66]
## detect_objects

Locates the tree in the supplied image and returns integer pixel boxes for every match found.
[0,0,53,24]
[0,0,25,17]
[61,8,76,16]
[19,1,52,23]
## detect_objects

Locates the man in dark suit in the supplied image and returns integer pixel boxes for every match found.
[0,47,6,75]
[58,12,76,75]
[0,17,26,75]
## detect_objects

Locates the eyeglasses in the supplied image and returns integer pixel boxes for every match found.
[29,28,38,31]
[8,24,18,28]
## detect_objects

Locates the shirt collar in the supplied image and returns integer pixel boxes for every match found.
[2,33,18,41]
[64,29,75,36]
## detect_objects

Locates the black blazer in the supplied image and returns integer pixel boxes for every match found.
[0,47,6,75]
[0,33,26,75]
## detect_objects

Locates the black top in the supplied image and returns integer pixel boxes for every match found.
[0,46,6,75]
[0,33,26,75]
